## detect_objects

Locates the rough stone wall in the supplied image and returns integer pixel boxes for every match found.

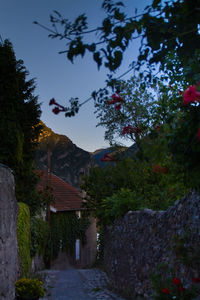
[0,165,19,300]
[103,191,200,298]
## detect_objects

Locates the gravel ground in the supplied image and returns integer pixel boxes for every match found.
[78,268,125,300]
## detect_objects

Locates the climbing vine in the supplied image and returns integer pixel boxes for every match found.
[17,202,32,277]
[46,211,89,263]
[30,216,50,258]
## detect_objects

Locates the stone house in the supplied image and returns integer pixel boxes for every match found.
[36,170,97,269]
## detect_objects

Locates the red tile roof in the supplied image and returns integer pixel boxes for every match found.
[36,170,84,212]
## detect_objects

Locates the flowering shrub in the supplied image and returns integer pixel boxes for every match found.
[183,85,200,105]
[15,278,45,298]
[153,165,168,174]
[107,93,124,111]
[150,265,200,300]
[107,93,124,104]
[121,124,142,136]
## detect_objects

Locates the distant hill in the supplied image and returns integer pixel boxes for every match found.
[35,122,136,186]
[35,122,92,188]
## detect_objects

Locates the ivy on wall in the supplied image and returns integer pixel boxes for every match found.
[49,211,90,261]
[30,216,50,258]
[17,202,32,277]
[18,203,90,270]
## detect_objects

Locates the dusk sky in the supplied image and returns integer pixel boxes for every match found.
[0,0,151,152]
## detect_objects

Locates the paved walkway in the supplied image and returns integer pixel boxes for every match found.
[44,269,91,300]
[40,268,125,300]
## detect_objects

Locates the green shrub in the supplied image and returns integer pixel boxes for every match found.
[15,278,45,298]
[17,202,32,277]
[99,188,141,225]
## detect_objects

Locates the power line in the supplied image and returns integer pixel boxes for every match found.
[78,65,135,108]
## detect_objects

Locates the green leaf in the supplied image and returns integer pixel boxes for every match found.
[102,18,112,36]
[114,9,125,21]
[93,52,102,69]
[114,50,122,67]
[86,43,96,52]
[152,0,161,9]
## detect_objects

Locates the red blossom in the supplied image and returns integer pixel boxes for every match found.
[49,98,56,106]
[173,277,181,285]
[133,127,142,134]
[192,277,200,283]
[122,125,142,135]
[100,153,116,162]
[115,104,121,110]
[111,93,124,102]
[153,164,168,174]
[52,107,61,115]
[122,125,133,135]
[107,99,116,104]
[178,286,185,291]
[162,288,170,294]
[183,85,200,105]
[108,93,124,105]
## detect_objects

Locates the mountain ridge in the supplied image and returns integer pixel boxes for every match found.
[35,121,92,187]
[35,121,135,187]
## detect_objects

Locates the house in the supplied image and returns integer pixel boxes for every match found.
[36,170,97,269]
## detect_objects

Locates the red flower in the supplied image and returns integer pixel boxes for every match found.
[107,99,115,104]
[183,85,200,105]
[173,277,181,285]
[178,286,185,291]
[100,153,115,162]
[111,93,124,102]
[153,165,168,174]
[153,164,160,173]
[133,127,142,134]
[122,125,142,135]
[115,104,121,110]
[122,125,133,135]
[49,98,56,106]
[162,288,170,294]
[192,277,200,283]
[108,93,124,105]
[52,107,61,114]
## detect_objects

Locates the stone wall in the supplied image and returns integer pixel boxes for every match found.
[103,191,200,298]
[0,164,19,300]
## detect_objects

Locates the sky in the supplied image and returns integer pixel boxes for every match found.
[0,0,151,152]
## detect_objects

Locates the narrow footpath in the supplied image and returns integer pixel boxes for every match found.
[40,268,125,300]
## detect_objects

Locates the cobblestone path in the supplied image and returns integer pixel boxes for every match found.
[40,268,125,300]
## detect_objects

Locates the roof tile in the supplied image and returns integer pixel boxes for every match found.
[36,170,84,211]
